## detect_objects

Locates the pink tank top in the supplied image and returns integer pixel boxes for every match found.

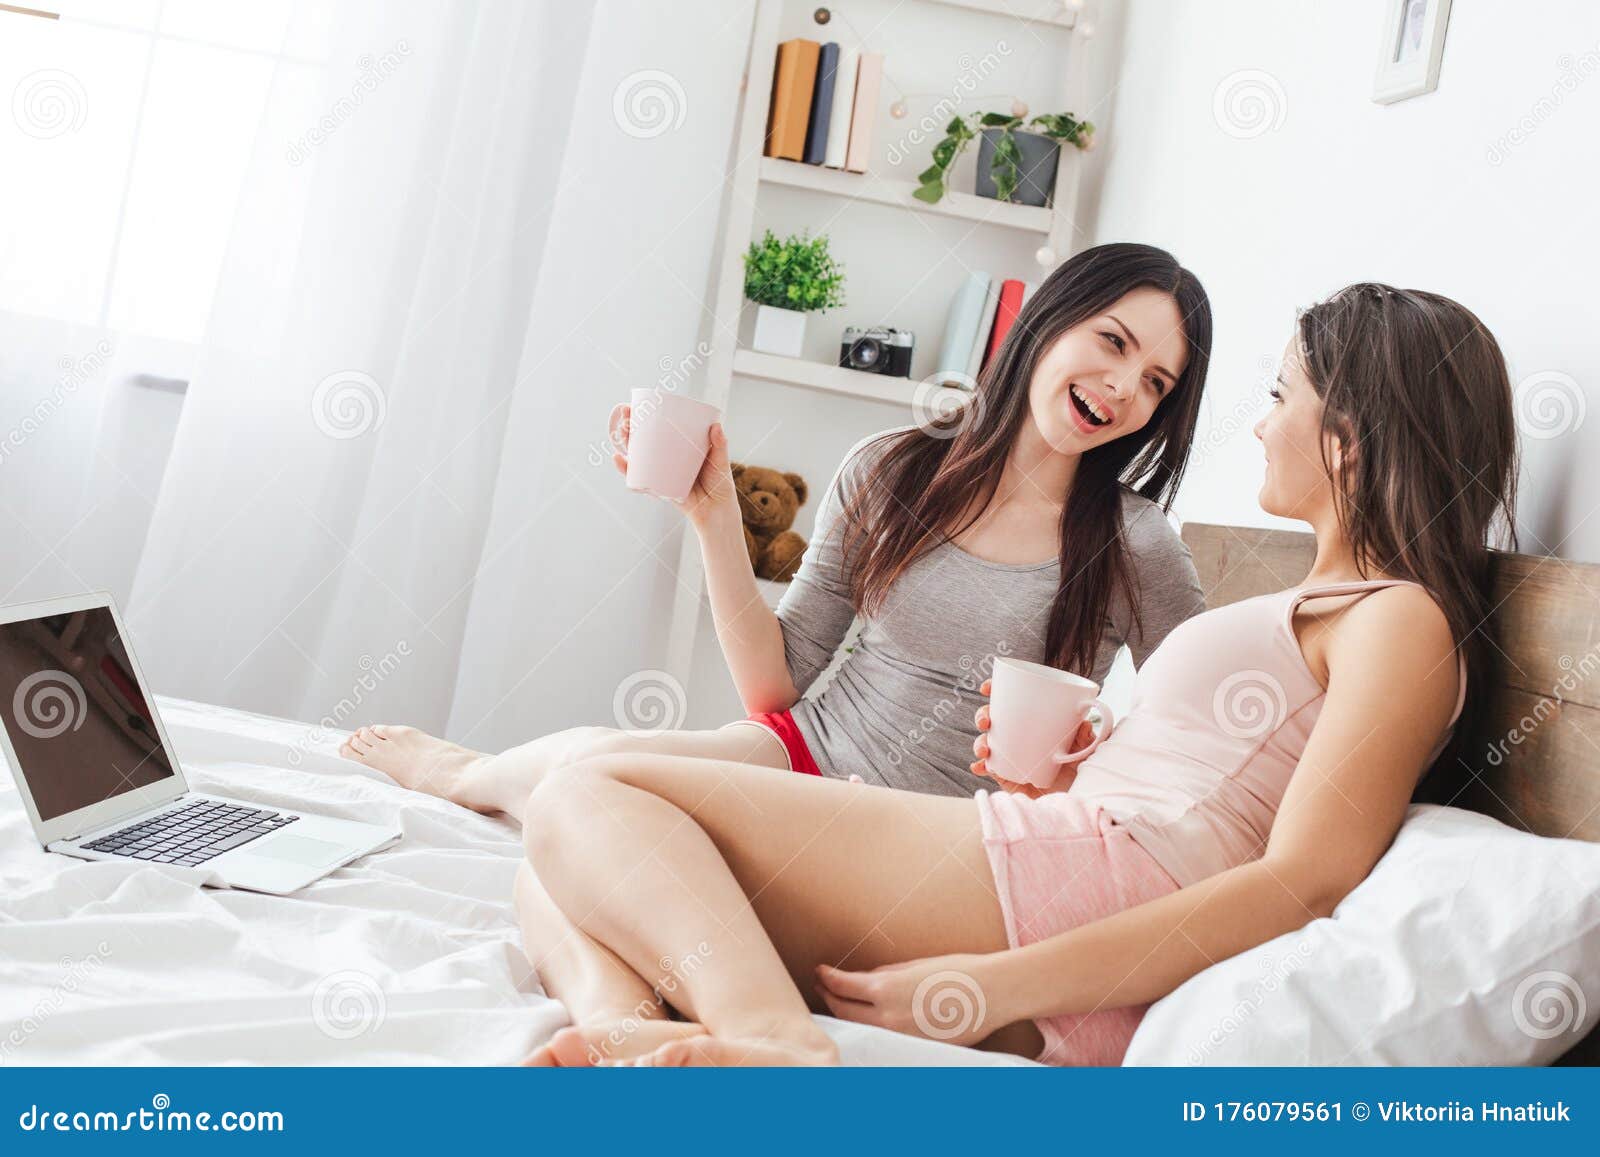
[1068,580,1467,888]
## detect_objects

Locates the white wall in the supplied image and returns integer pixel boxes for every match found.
[1085,0,1600,561]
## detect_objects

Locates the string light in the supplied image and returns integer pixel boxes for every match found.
[813,4,1070,127]
[797,12,1077,268]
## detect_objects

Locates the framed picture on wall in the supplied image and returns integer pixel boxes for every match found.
[1373,0,1452,103]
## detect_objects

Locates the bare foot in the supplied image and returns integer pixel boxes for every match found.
[339,725,497,813]
[623,1033,840,1067]
[524,1018,709,1066]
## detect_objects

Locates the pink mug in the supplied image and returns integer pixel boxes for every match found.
[619,388,720,501]
[985,657,1114,790]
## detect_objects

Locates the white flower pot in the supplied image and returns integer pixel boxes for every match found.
[751,304,807,358]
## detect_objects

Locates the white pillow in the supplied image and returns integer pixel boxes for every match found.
[1125,804,1600,1066]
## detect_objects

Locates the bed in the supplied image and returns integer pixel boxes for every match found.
[0,697,1025,1066]
[3,524,1595,1066]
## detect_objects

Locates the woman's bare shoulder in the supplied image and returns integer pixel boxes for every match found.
[1325,582,1458,704]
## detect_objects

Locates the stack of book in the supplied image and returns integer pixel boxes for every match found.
[763,40,885,173]
[933,274,1038,389]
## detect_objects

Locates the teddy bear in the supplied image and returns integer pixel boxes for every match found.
[730,462,809,582]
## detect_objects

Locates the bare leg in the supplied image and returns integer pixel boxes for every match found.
[340,722,786,818]
[524,752,1044,1066]
[513,862,707,1065]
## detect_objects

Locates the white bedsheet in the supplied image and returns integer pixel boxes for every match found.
[0,698,1029,1067]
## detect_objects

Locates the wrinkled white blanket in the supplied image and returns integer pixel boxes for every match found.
[0,698,1028,1067]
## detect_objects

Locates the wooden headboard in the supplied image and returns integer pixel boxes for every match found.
[1181,522,1600,1066]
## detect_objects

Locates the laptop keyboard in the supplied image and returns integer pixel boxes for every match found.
[79,798,299,866]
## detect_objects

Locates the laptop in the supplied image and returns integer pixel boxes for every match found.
[0,591,400,895]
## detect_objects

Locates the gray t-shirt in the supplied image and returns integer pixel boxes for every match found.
[777,431,1205,797]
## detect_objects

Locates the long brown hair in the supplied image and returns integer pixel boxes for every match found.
[1296,283,1519,781]
[838,243,1213,674]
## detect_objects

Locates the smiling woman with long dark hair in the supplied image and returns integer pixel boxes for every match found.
[341,242,1214,805]
[818,242,1212,791]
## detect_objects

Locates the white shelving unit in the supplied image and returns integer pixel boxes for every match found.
[732,348,970,407]
[922,0,1082,27]
[664,0,1095,690]
[758,156,1055,233]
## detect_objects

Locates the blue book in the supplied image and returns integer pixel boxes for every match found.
[803,42,841,165]
[935,272,993,388]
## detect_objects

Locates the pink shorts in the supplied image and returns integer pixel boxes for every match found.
[976,790,1181,1066]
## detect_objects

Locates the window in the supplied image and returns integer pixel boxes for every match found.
[1,0,333,344]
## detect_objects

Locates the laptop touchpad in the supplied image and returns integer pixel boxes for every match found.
[251,835,347,867]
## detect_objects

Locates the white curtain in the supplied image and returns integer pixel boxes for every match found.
[122,0,755,747]
[443,5,757,750]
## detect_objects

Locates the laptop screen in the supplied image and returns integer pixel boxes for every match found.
[0,606,176,822]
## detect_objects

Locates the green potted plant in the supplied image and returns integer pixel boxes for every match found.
[742,229,846,358]
[914,111,1094,208]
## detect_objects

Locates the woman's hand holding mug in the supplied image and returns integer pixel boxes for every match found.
[608,400,736,530]
[970,676,1107,798]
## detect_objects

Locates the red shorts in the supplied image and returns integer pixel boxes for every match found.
[741,709,822,776]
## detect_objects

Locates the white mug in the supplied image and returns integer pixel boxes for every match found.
[621,389,720,501]
[986,657,1114,790]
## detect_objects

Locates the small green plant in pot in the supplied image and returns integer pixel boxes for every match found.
[914,111,1094,207]
[743,230,846,358]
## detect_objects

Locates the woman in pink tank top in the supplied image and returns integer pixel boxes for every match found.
[514,284,1519,1068]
